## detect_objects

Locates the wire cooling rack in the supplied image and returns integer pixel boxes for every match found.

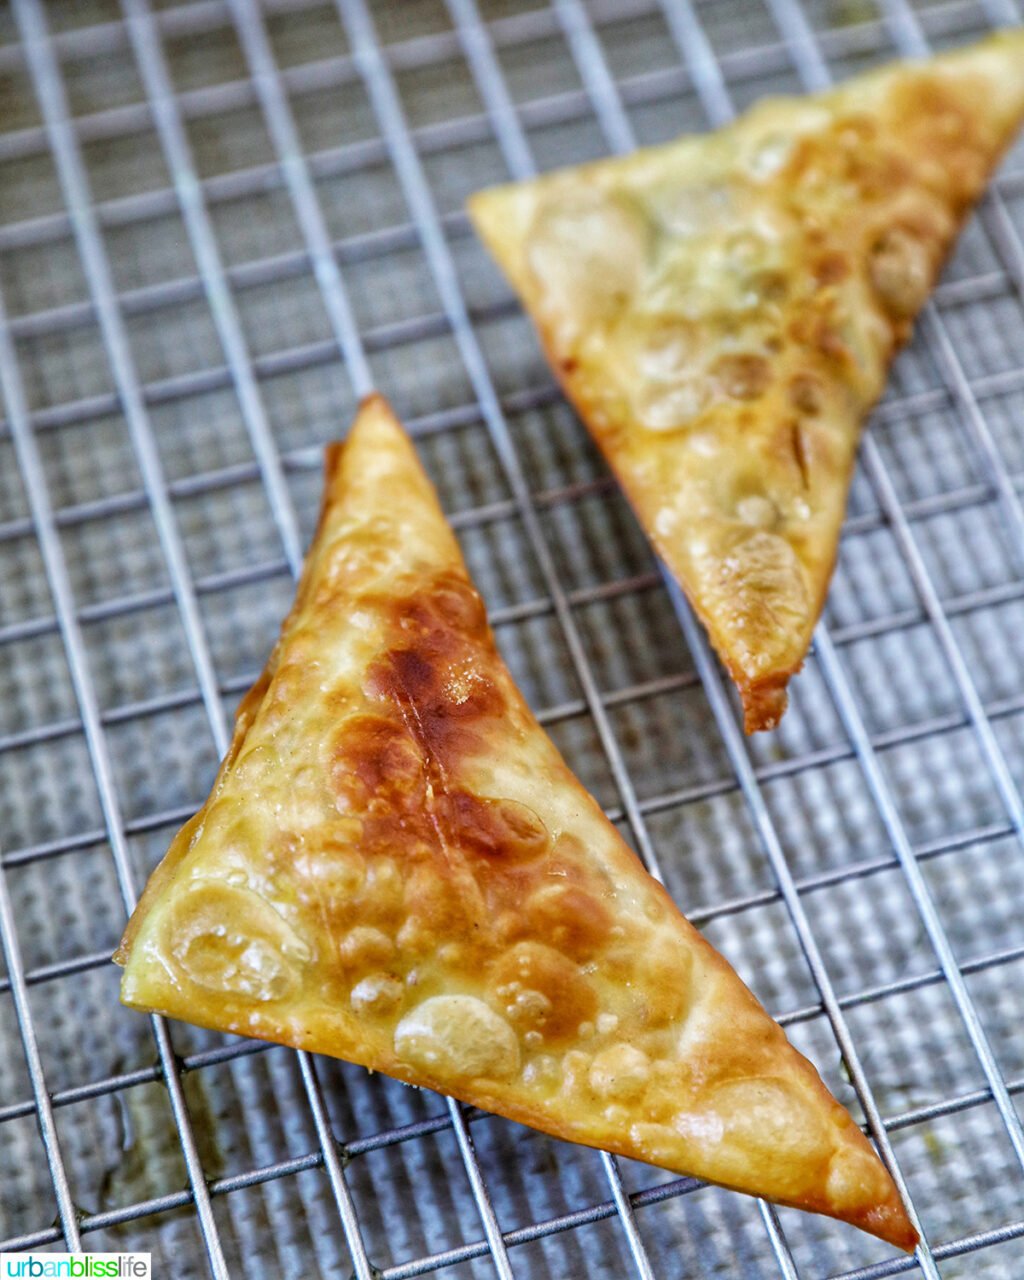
[1,0,1024,1276]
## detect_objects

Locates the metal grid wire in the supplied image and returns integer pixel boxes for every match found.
[1,0,1024,1275]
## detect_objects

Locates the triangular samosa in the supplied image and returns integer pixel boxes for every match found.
[115,396,916,1248]
[469,32,1024,730]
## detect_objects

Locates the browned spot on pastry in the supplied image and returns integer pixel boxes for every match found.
[401,858,487,949]
[325,573,551,890]
[750,269,788,304]
[525,878,613,962]
[869,234,927,320]
[813,252,849,286]
[790,421,810,490]
[712,353,772,400]
[790,110,908,202]
[364,574,506,771]
[791,298,853,367]
[890,76,977,170]
[848,146,910,202]
[332,715,425,803]
[448,794,551,862]
[418,572,489,635]
[788,373,824,416]
[491,940,598,1041]
[832,113,877,152]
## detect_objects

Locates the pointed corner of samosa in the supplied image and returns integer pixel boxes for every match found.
[739,676,791,735]
[346,391,405,454]
[466,182,537,284]
[987,27,1024,136]
[839,1193,919,1254]
[465,184,504,248]
[699,599,807,734]
[814,1114,918,1251]
[316,393,462,582]
[851,1173,920,1254]
[465,184,493,231]
[964,24,1024,77]
[940,27,1024,140]
[989,22,1024,56]
[323,393,427,506]
[879,1204,921,1255]
[321,395,395,488]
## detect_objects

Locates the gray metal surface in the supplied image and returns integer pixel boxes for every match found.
[0,0,1023,1276]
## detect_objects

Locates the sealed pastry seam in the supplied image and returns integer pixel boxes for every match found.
[468,31,1024,730]
[116,394,916,1250]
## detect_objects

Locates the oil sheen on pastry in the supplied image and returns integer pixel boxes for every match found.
[115,396,916,1249]
[469,32,1024,730]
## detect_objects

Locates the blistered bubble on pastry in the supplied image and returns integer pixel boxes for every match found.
[712,353,772,401]
[868,226,935,317]
[395,996,521,1082]
[629,320,700,383]
[162,880,312,1003]
[636,380,711,433]
[469,31,1024,731]
[735,494,780,530]
[589,1044,651,1102]
[350,973,404,1015]
[674,1077,835,1200]
[526,190,650,343]
[685,526,811,683]
[115,396,917,1251]
[339,925,394,968]
[827,1141,899,1215]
